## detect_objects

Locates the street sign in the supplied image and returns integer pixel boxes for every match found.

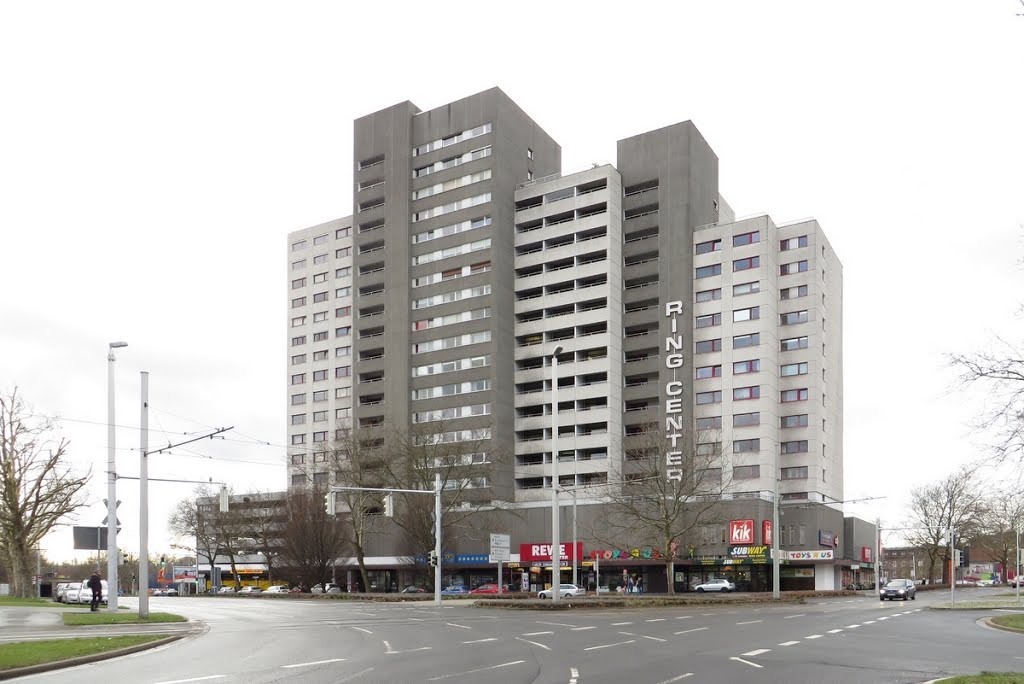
[490,548,510,562]
[490,533,510,561]
[490,533,510,549]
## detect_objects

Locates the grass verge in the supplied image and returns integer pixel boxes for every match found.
[0,636,164,671]
[475,594,806,610]
[942,673,1024,683]
[0,597,63,608]
[63,611,186,626]
[991,614,1024,631]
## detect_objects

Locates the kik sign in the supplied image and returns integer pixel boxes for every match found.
[729,519,755,545]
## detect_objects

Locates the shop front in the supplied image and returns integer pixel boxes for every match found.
[520,542,584,591]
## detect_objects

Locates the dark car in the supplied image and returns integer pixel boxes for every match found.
[401,586,426,593]
[880,578,916,601]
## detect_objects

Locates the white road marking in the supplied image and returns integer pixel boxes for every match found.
[335,668,374,682]
[878,617,889,621]
[409,617,424,621]
[675,627,709,635]
[827,629,843,634]
[153,678,226,684]
[737,620,762,625]
[571,667,580,677]
[522,630,554,636]
[701,613,713,616]
[646,618,667,622]
[351,626,373,634]
[779,640,800,646]
[784,614,805,619]
[846,624,860,628]
[611,621,633,626]
[446,622,471,629]
[656,675,694,683]
[386,647,432,655]
[282,658,346,669]
[805,634,823,639]
[730,656,764,669]
[571,626,597,631]
[864,620,876,624]
[351,611,376,617]
[618,631,667,642]
[515,637,551,651]
[742,648,771,656]
[537,620,577,627]
[427,660,525,681]
[462,637,498,644]
[585,639,635,650]
[823,609,842,613]
[675,615,693,620]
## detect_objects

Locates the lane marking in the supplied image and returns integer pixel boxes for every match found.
[611,621,633,626]
[827,629,843,634]
[730,656,764,669]
[675,615,693,620]
[742,648,771,656]
[428,660,525,681]
[864,620,876,624]
[805,634,823,639]
[351,626,373,634]
[462,638,498,644]
[878,617,889,621]
[823,609,842,613]
[571,626,597,631]
[387,647,432,655]
[675,627,709,635]
[784,614,805,619]
[846,624,860,628]
[515,636,551,651]
[153,678,226,684]
[585,639,636,651]
[409,617,424,622]
[351,611,377,617]
[737,620,762,625]
[701,613,713,616]
[282,658,346,669]
[446,623,471,629]
[618,631,667,642]
[646,618,667,622]
[656,675,694,683]
[778,640,800,646]
[537,621,577,627]
[336,668,374,682]
[571,667,580,677]
[522,631,554,636]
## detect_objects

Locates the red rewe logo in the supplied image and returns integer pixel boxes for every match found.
[730,519,755,545]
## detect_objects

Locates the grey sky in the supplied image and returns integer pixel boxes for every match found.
[1,2,1022,561]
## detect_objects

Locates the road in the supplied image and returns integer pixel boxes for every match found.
[5,588,1022,684]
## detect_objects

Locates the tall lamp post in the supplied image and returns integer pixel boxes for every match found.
[107,341,127,611]
[550,344,563,603]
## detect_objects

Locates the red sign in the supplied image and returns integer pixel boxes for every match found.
[729,519,755,545]
[520,542,583,562]
[861,546,873,563]
[762,520,773,546]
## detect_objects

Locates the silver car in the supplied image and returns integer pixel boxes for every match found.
[538,583,585,599]
[694,578,736,593]
[880,578,916,601]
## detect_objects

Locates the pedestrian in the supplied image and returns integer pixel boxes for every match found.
[637,576,644,594]
[627,577,634,594]
[87,572,103,612]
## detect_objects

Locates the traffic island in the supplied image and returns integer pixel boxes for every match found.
[935,674,1024,683]
[985,615,1024,634]
[0,635,175,680]
[62,611,187,626]
[474,594,810,610]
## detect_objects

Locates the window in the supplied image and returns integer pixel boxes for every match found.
[413,123,492,156]
[291,316,306,328]
[291,453,305,465]
[291,335,306,347]
[290,393,305,405]
[695,264,722,279]
[733,281,759,296]
[336,266,350,278]
[313,331,328,342]
[696,288,721,303]
[781,336,808,351]
[733,359,760,374]
[733,465,760,480]
[781,388,809,403]
[734,438,760,453]
[413,403,491,423]
[733,306,760,322]
[780,235,808,251]
[733,386,760,401]
[696,390,722,405]
[695,239,721,255]
[291,434,306,445]
[335,346,351,357]
[335,387,351,398]
[413,216,491,244]
[412,355,490,377]
[733,256,759,272]
[412,285,491,310]
[336,326,351,337]
[733,231,760,247]
[733,412,760,427]
[781,440,809,454]
[335,247,351,258]
[312,431,327,444]
[412,331,491,354]
[695,365,722,379]
[412,307,490,331]
[311,410,327,423]
[696,442,721,458]
[312,234,328,246]
[335,408,351,419]
[780,310,808,325]
[695,313,721,329]
[292,240,307,252]
[780,260,809,275]
[780,362,809,376]
[313,311,327,322]
[696,416,722,430]
[335,227,351,239]
[411,379,491,400]
[412,193,492,222]
[695,338,722,354]
[292,277,306,289]
[313,272,328,284]
[312,292,328,303]
[290,414,306,425]
[291,354,307,365]
[335,366,351,378]
[412,170,492,200]
[313,253,328,265]
[733,333,760,349]
[291,373,306,385]
[781,466,809,480]
[291,259,306,270]
[290,474,305,486]
[412,238,492,266]
[336,306,351,318]
[779,285,806,302]
[312,369,327,382]
[527,147,534,160]
[313,390,328,402]
[781,414,809,428]
[335,287,350,298]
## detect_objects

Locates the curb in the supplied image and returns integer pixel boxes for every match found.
[982,616,1024,634]
[0,631,192,680]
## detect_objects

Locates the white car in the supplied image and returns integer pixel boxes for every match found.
[538,583,585,599]
[53,583,70,603]
[73,579,109,604]
[311,583,342,594]
[694,578,735,593]
[63,582,83,603]
[216,586,236,594]
[238,586,262,595]
[263,585,289,594]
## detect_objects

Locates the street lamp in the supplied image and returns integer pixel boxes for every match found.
[550,344,563,604]
[107,341,127,611]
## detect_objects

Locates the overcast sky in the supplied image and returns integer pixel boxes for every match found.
[1,2,1022,562]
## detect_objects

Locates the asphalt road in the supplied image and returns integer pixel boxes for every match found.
[5,588,1022,684]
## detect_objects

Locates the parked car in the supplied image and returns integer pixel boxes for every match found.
[880,578,916,601]
[74,579,108,604]
[288,586,305,594]
[264,585,290,594]
[216,586,236,594]
[694,578,735,593]
[538,583,585,599]
[238,586,262,595]
[53,583,70,603]
[401,585,426,593]
[311,583,342,594]
[469,584,501,594]
[63,582,83,603]
[440,585,470,596]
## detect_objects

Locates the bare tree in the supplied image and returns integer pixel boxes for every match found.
[595,424,730,595]
[950,339,1024,468]
[974,488,1024,582]
[236,492,286,586]
[277,485,347,590]
[168,486,251,590]
[904,466,987,582]
[0,389,90,597]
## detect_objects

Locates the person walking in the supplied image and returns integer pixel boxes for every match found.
[87,572,103,612]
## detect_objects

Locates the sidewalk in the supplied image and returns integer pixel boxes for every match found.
[0,606,202,643]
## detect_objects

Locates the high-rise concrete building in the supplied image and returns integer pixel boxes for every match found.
[284,88,849,593]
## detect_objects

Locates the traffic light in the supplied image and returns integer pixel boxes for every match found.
[953,549,961,567]
[960,547,970,568]
[384,494,394,518]
[325,491,336,515]
[428,550,438,567]
[219,486,229,513]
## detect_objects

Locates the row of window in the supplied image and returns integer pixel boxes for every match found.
[412,403,491,424]
[290,408,352,425]
[695,360,808,379]
[412,237,491,266]
[412,123,492,157]
[412,427,491,446]
[290,326,352,348]
[412,379,490,400]
[412,260,491,288]
[290,387,351,405]
[412,354,489,377]
[291,267,351,290]
[695,259,810,279]
[695,387,811,404]
[413,215,490,244]
[412,192,491,223]
[412,169,492,201]
[695,438,810,455]
[696,306,760,328]
[291,229,350,253]
[695,232,810,255]
[412,330,491,355]
[412,306,490,331]
[696,282,808,302]
[414,145,491,178]
[412,285,491,310]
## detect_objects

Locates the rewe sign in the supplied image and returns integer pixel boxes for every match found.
[520,542,583,562]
